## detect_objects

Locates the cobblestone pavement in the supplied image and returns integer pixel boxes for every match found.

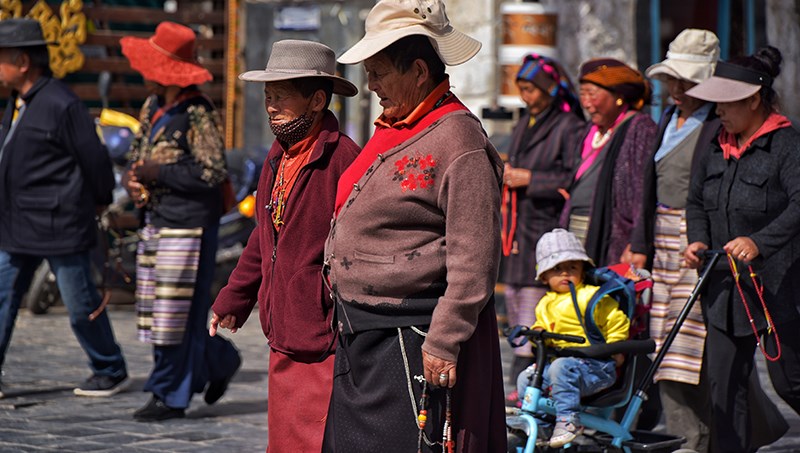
[0,298,798,452]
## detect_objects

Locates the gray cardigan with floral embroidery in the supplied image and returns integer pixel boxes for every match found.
[324,110,503,363]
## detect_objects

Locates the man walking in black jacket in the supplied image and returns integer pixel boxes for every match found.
[0,19,128,399]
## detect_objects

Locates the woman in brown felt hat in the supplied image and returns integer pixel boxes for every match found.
[562,58,657,268]
[210,39,360,452]
[119,21,241,422]
[322,0,507,451]
[684,46,800,452]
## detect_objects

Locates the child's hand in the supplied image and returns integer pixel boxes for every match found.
[516,363,539,398]
[612,353,625,367]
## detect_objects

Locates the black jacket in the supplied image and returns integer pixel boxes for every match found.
[687,126,800,335]
[630,104,720,269]
[501,106,584,286]
[0,77,114,255]
[127,93,226,229]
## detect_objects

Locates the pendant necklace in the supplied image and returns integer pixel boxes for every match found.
[271,152,303,227]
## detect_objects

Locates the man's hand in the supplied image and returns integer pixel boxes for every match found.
[683,242,709,269]
[422,349,457,388]
[209,312,238,336]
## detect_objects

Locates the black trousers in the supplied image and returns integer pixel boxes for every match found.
[705,318,800,452]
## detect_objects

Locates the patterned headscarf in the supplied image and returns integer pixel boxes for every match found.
[579,58,652,110]
[516,53,583,118]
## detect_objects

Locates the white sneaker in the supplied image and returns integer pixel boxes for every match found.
[549,419,584,448]
[74,374,130,397]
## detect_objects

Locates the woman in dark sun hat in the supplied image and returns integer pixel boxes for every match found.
[119,21,241,422]
[684,46,800,452]
[323,0,507,451]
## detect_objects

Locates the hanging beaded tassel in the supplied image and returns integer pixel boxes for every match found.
[417,381,428,452]
[444,389,454,453]
[416,382,455,453]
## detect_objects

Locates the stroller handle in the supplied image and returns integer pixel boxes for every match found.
[506,325,586,346]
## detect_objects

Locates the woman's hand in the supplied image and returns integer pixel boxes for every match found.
[503,164,532,189]
[422,349,457,388]
[724,236,760,264]
[619,243,634,264]
[683,242,709,269]
[630,253,647,270]
[209,312,238,336]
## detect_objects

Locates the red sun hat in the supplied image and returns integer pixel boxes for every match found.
[120,22,212,87]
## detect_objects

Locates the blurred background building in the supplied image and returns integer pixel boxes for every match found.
[0,0,797,153]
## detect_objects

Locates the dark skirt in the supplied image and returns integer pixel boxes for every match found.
[322,302,507,452]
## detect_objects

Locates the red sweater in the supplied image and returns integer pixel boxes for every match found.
[212,111,360,362]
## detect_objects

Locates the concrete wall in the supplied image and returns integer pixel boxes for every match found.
[766,0,800,120]
[447,0,639,137]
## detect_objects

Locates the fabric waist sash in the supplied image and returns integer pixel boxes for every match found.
[334,294,439,335]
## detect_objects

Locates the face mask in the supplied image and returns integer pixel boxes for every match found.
[270,112,314,147]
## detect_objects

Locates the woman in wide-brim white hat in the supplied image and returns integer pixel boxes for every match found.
[322,0,508,451]
[628,28,721,453]
[684,45,800,452]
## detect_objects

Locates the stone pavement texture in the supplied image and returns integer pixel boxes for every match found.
[1,299,799,452]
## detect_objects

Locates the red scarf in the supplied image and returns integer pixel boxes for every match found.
[333,95,467,215]
[719,112,792,160]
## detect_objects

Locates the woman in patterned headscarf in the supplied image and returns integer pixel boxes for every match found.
[562,58,657,267]
[501,53,585,405]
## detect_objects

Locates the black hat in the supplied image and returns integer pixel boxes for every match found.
[0,18,51,48]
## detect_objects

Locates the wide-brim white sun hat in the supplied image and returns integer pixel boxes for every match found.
[240,40,358,97]
[338,0,481,66]
[685,61,772,103]
[645,28,719,85]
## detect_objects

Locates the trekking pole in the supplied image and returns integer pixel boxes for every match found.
[619,250,723,430]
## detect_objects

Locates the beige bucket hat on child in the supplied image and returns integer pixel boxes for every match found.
[645,28,719,84]
[239,40,358,97]
[535,229,595,281]
[337,0,481,65]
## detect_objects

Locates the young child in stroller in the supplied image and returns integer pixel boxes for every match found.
[517,228,629,448]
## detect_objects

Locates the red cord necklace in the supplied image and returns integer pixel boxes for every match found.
[500,184,518,256]
[726,253,781,362]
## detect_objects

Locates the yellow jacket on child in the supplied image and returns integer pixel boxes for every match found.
[533,283,629,348]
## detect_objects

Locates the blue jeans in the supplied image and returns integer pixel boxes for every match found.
[518,356,617,422]
[0,250,127,378]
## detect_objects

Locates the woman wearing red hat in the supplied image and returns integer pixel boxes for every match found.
[120,22,241,422]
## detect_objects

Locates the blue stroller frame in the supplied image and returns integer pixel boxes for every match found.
[506,253,722,452]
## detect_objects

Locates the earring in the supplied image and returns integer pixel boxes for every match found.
[615,98,624,107]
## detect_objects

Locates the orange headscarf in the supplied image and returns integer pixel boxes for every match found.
[579,58,651,110]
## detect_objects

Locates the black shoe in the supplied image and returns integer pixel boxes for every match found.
[204,355,241,405]
[74,374,130,397]
[134,396,185,422]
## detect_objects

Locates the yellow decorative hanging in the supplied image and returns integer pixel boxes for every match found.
[26,0,87,79]
[0,0,86,78]
[0,0,22,21]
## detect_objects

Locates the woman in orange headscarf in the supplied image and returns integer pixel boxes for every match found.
[562,58,657,267]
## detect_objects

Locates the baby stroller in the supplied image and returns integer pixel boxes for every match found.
[506,253,724,453]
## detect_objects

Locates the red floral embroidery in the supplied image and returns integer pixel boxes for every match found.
[393,153,437,192]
